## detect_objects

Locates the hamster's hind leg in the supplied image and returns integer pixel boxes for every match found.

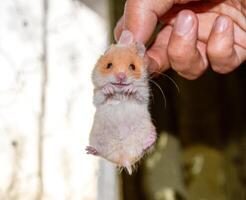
[143,132,157,151]
[85,146,99,156]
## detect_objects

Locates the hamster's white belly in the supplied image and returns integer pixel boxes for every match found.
[89,100,154,166]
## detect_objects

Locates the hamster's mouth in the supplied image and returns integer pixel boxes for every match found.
[111,82,130,88]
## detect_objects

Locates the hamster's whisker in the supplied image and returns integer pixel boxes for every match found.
[149,79,167,109]
[149,89,155,104]
[150,72,180,94]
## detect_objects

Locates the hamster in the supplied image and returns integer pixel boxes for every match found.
[86,30,157,174]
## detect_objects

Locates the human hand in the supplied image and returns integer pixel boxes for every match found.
[114,0,246,79]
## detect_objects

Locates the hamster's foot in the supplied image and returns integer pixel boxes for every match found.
[143,133,156,150]
[85,146,99,156]
[122,85,137,95]
[102,85,114,96]
[123,160,133,175]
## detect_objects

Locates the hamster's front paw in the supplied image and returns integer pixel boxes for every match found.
[122,85,137,95]
[143,133,156,151]
[102,85,114,96]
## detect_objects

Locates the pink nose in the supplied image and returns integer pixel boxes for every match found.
[116,72,126,82]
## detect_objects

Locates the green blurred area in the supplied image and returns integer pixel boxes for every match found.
[110,1,246,200]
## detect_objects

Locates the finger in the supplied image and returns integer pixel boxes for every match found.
[122,0,175,43]
[167,10,208,80]
[162,12,246,49]
[207,15,246,74]
[161,1,246,31]
[197,13,246,49]
[147,25,173,73]
[114,16,124,42]
[123,0,158,43]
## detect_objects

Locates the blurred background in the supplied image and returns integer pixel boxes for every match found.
[0,0,245,200]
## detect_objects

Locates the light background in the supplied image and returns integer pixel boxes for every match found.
[0,0,118,199]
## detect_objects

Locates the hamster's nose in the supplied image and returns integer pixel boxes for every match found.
[116,72,127,82]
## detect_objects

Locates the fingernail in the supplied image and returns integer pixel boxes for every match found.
[120,30,131,38]
[175,12,194,36]
[215,16,228,33]
[118,30,134,45]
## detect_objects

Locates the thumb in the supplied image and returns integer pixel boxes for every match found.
[116,0,200,44]
[121,0,176,43]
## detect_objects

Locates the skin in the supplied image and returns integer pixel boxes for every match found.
[114,0,246,79]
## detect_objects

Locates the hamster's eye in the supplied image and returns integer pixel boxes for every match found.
[129,64,136,71]
[106,63,113,69]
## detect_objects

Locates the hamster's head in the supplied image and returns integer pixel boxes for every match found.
[92,43,148,89]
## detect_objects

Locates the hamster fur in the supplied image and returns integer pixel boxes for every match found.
[86,31,157,174]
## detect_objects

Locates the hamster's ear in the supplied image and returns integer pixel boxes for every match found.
[118,30,134,45]
[103,44,114,55]
[136,42,146,58]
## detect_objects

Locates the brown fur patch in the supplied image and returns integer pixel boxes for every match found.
[97,45,144,79]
